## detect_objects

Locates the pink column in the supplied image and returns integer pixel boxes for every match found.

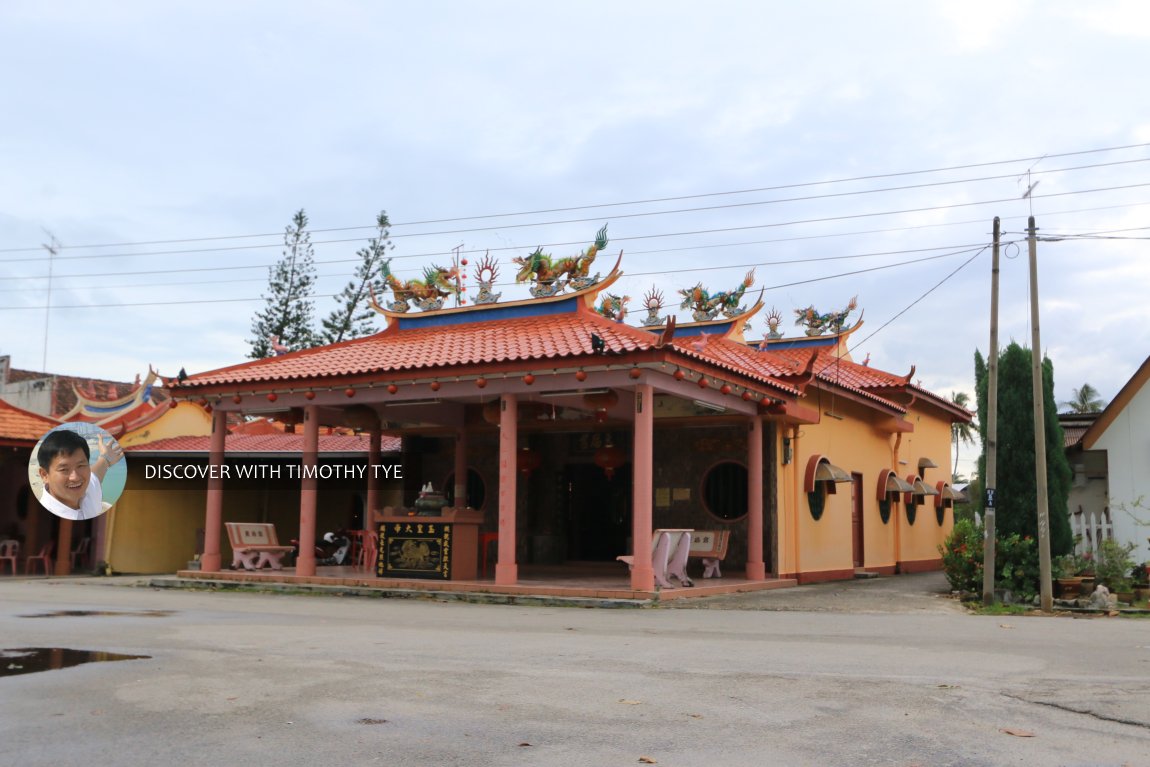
[746,416,766,580]
[53,518,74,575]
[200,407,228,572]
[366,424,381,529]
[630,385,655,591]
[454,428,468,507]
[297,404,319,576]
[495,393,518,585]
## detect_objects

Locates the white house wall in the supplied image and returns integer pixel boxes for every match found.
[1091,379,1150,561]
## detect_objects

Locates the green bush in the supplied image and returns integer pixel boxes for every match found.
[940,519,983,593]
[939,521,1042,600]
[1095,539,1137,592]
[996,533,1040,601]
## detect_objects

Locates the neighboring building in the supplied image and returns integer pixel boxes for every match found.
[170,253,971,587]
[1064,355,1150,562]
[0,355,148,419]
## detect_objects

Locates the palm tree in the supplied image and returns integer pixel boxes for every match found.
[1062,383,1105,414]
[950,391,976,478]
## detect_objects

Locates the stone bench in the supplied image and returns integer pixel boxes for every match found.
[225,522,294,571]
[617,529,694,589]
[687,530,730,579]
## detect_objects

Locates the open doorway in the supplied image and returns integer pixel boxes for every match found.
[563,463,631,561]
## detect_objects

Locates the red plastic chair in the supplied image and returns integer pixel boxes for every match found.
[356,530,378,571]
[0,540,19,575]
[25,540,55,575]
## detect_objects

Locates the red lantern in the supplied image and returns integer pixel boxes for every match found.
[267,392,278,403]
[387,384,399,395]
[523,374,535,385]
[305,391,316,400]
[168,400,178,409]
[430,381,441,391]
[674,369,685,381]
[575,370,587,382]
[461,258,469,266]
[476,377,488,389]
[719,384,731,395]
[629,367,641,379]
[517,446,542,475]
[697,377,709,389]
[232,395,242,404]
[742,391,753,401]
[593,443,626,479]
[345,388,356,398]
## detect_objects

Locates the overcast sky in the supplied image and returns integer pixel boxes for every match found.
[2,1,1149,476]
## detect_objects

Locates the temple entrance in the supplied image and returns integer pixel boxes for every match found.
[564,463,631,562]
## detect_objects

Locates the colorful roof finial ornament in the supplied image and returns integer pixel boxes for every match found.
[596,292,630,322]
[677,269,755,322]
[473,251,502,305]
[513,224,608,298]
[794,295,859,336]
[764,306,785,340]
[641,286,665,327]
[378,259,463,313]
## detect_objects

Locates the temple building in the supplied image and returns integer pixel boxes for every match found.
[169,239,970,595]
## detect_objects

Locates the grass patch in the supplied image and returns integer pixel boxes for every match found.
[964,601,1033,616]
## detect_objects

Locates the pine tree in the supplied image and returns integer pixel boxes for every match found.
[249,209,318,358]
[319,211,394,345]
[974,343,1074,555]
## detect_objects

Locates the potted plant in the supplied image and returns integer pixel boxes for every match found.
[1095,539,1137,604]
[1054,549,1095,598]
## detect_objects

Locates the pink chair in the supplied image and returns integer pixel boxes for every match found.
[25,540,55,575]
[0,540,19,575]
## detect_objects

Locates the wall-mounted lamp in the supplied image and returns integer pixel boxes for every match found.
[782,436,793,465]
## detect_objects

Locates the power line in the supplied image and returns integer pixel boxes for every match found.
[2,141,1149,256]
[0,244,994,311]
[4,181,1147,284]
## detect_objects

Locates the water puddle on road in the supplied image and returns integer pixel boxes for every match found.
[1,648,150,677]
[19,610,175,619]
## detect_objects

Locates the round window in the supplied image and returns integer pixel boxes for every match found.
[702,461,748,521]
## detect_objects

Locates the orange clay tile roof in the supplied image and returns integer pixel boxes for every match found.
[768,347,972,420]
[125,433,401,455]
[0,397,60,444]
[179,309,799,395]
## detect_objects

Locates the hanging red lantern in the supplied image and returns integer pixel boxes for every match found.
[430,381,441,391]
[476,377,488,389]
[169,400,178,409]
[697,377,709,389]
[387,384,398,395]
[742,390,753,401]
[593,442,626,479]
[523,374,535,385]
[232,395,242,404]
[629,367,641,379]
[719,384,731,395]
[305,390,316,400]
[345,388,356,398]
[583,389,618,423]
[575,370,587,382]
[267,392,278,403]
[517,446,542,475]
[673,369,685,381]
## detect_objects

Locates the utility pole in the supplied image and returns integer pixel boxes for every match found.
[1028,215,1054,612]
[982,217,1000,605]
[41,231,60,372]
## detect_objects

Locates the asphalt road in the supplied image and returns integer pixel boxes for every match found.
[1,575,1147,767]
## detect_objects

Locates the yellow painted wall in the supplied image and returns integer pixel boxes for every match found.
[107,463,403,573]
[774,393,958,581]
[118,404,212,448]
[894,405,955,567]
